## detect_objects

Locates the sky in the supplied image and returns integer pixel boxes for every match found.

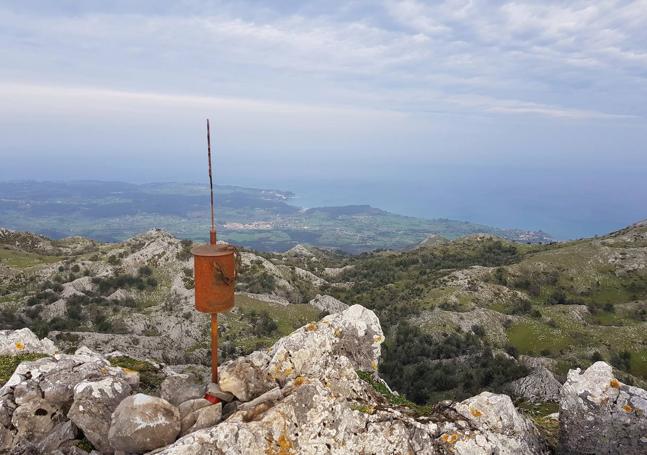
[1,0,646,238]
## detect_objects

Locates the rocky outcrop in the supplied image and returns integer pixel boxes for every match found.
[68,376,132,452]
[286,244,315,257]
[0,346,129,452]
[308,294,349,314]
[506,366,561,402]
[0,328,57,356]
[0,306,611,454]
[156,305,547,455]
[109,394,181,452]
[160,373,205,407]
[559,361,647,454]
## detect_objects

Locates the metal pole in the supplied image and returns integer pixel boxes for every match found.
[207,119,216,245]
[207,119,219,384]
[211,313,218,383]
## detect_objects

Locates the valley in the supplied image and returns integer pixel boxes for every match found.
[1,219,646,409]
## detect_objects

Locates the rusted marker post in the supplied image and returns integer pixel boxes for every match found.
[191,119,237,384]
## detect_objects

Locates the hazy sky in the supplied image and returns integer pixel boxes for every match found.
[1,1,646,236]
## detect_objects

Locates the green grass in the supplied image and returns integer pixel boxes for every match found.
[356,370,434,415]
[235,294,320,336]
[517,400,560,450]
[506,320,573,355]
[219,295,322,356]
[0,353,49,385]
[592,311,628,326]
[629,350,647,379]
[0,246,61,269]
[109,356,164,394]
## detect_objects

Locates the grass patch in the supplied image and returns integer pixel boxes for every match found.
[356,370,434,415]
[75,437,95,452]
[506,320,573,355]
[235,294,320,337]
[517,400,560,450]
[629,350,647,379]
[0,246,61,269]
[109,356,164,394]
[0,353,49,385]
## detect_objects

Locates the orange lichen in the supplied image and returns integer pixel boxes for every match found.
[440,433,460,444]
[294,376,306,386]
[610,379,621,389]
[277,433,294,454]
[623,404,634,413]
[265,428,295,455]
[470,408,483,417]
[14,342,25,350]
[306,323,317,332]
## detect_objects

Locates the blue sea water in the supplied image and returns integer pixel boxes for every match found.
[233,166,646,241]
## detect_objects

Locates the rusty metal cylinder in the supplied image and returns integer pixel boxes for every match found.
[191,243,237,313]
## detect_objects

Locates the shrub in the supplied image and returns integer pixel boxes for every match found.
[591,351,603,362]
[610,351,631,372]
[471,324,485,337]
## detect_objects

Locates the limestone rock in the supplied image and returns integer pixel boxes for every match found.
[178,398,211,420]
[68,376,132,453]
[107,289,133,301]
[218,351,274,402]
[448,391,547,454]
[0,348,128,450]
[11,397,66,442]
[506,367,562,402]
[285,244,315,257]
[219,304,384,403]
[308,294,349,314]
[559,361,647,454]
[35,420,79,453]
[180,402,222,436]
[0,328,57,356]
[161,374,204,407]
[205,382,234,402]
[108,394,181,453]
[156,305,546,455]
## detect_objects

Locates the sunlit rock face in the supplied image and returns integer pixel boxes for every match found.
[559,361,647,455]
[0,306,564,454]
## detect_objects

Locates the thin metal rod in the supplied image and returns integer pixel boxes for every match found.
[211,313,218,383]
[207,119,216,245]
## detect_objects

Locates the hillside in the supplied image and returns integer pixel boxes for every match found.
[1,221,645,404]
[0,181,553,253]
[0,222,646,452]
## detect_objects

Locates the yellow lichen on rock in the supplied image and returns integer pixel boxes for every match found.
[470,408,483,417]
[14,342,24,350]
[610,379,621,389]
[440,433,460,444]
[623,404,634,413]
[305,323,317,332]
[265,428,295,455]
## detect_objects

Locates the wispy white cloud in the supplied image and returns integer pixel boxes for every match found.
[0,1,645,124]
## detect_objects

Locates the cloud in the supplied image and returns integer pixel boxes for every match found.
[0,0,644,124]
